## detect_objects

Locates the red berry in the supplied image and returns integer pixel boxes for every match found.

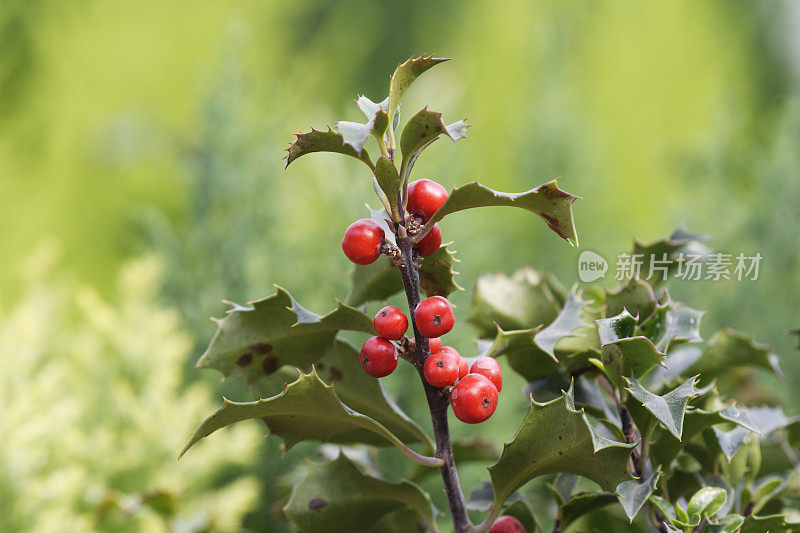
[360,336,398,378]
[414,223,442,256]
[373,306,408,340]
[424,352,459,387]
[450,373,498,423]
[342,219,384,265]
[489,515,526,533]
[428,337,443,354]
[414,296,455,338]
[470,356,503,392]
[407,179,448,220]
[441,346,469,379]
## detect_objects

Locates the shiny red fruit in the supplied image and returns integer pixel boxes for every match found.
[470,356,503,392]
[414,223,442,256]
[441,346,469,379]
[424,352,459,387]
[407,179,448,220]
[342,219,384,265]
[489,515,526,533]
[450,373,498,424]
[360,336,398,378]
[414,296,455,338]
[373,306,408,340]
[428,337,443,354]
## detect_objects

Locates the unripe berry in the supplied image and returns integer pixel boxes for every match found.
[414,223,442,256]
[414,296,455,338]
[360,336,398,378]
[428,337,443,354]
[407,179,448,220]
[470,356,503,392]
[489,515,526,533]
[450,373,498,424]
[441,346,469,379]
[341,219,384,265]
[373,306,408,340]
[424,352,459,387]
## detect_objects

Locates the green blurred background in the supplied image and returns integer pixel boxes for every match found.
[1,0,798,531]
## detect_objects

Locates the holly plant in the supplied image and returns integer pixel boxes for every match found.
[181,56,800,532]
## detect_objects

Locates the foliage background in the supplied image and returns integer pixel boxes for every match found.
[1,0,798,531]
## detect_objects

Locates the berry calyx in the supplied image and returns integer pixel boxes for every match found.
[360,336,398,378]
[439,346,469,379]
[470,356,503,392]
[341,219,384,265]
[428,337,443,354]
[424,352,459,387]
[414,296,455,338]
[414,223,442,256]
[407,179,448,220]
[373,306,408,340]
[489,515,526,533]
[450,373,498,424]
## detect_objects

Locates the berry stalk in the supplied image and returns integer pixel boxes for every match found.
[395,225,471,533]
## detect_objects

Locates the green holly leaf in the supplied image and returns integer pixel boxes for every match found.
[687,486,727,517]
[196,287,374,388]
[336,117,378,156]
[649,404,759,469]
[712,426,752,463]
[356,95,388,119]
[419,242,463,298]
[374,156,401,220]
[740,513,799,533]
[625,375,698,439]
[640,301,705,353]
[482,325,559,381]
[615,468,662,522]
[316,340,433,450]
[687,328,784,380]
[420,180,580,246]
[283,454,436,533]
[535,288,589,357]
[180,369,427,458]
[596,310,665,388]
[285,127,374,170]
[604,279,658,322]
[558,492,618,531]
[399,108,467,193]
[648,495,678,523]
[468,267,562,338]
[387,54,451,133]
[632,226,712,285]
[488,384,635,510]
[706,514,746,533]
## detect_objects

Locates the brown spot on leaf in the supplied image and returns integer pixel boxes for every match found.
[329,366,343,381]
[262,355,279,375]
[236,353,253,367]
[558,435,562,440]
[308,498,327,511]
[251,342,273,355]
[316,362,326,371]
[558,451,563,455]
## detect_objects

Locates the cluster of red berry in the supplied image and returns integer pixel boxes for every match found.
[341,178,503,426]
[340,179,447,265]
